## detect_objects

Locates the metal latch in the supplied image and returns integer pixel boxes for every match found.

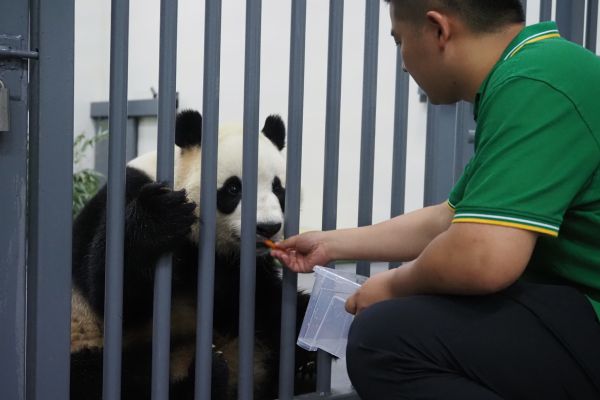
[0,80,9,132]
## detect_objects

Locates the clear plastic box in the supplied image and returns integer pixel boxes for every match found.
[297,266,368,359]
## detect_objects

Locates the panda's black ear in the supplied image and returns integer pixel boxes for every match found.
[176,110,203,148]
[261,114,286,151]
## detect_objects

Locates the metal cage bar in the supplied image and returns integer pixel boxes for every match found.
[388,48,409,270]
[102,0,130,398]
[1,1,29,399]
[151,0,178,398]
[279,0,307,398]
[355,0,380,278]
[556,0,586,45]
[195,0,222,398]
[318,0,344,393]
[586,0,599,52]
[540,0,553,21]
[239,1,262,399]
[26,0,75,398]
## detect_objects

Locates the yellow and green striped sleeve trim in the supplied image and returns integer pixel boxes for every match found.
[452,212,559,237]
[447,200,456,211]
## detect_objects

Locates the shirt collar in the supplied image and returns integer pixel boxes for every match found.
[473,21,561,119]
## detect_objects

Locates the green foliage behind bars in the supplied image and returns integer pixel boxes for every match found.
[73,131,107,217]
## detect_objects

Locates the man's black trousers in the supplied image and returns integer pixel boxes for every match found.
[346,282,600,400]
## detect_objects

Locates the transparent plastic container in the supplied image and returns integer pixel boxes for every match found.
[297,266,367,358]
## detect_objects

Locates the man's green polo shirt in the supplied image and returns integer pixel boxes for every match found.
[448,22,600,318]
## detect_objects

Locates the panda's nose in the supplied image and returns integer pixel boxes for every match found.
[256,223,282,239]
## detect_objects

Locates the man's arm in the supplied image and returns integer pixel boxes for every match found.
[329,201,455,262]
[346,222,538,314]
[273,201,454,272]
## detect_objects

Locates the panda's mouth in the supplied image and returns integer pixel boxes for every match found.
[255,234,276,257]
[227,234,276,257]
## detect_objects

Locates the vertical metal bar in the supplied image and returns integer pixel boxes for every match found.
[356,0,379,278]
[423,104,458,207]
[388,47,409,270]
[521,0,528,14]
[151,0,178,399]
[239,1,262,399]
[26,0,74,399]
[318,0,344,393]
[556,0,585,45]
[586,0,598,52]
[321,1,344,236]
[0,2,29,399]
[279,0,307,398]
[195,0,222,398]
[540,0,553,21]
[102,0,130,398]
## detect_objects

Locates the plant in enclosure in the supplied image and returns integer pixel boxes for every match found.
[72,130,107,216]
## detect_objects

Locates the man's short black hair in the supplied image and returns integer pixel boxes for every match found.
[384,0,525,32]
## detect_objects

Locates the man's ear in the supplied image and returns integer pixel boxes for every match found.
[426,11,452,49]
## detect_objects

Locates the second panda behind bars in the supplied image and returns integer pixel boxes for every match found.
[70,110,317,400]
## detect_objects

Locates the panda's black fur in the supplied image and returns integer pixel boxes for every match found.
[70,110,316,400]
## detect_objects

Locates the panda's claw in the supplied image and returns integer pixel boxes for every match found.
[135,182,198,247]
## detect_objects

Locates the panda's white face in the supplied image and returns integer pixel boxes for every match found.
[127,112,287,256]
[170,125,286,254]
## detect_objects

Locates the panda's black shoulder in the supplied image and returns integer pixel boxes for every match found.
[73,167,155,266]
[124,166,156,200]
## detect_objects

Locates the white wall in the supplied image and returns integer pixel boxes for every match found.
[73,0,600,233]
[74,0,428,233]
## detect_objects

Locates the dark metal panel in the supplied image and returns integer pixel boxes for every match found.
[452,102,475,183]
[0,2,29,399]
[355,0,379,278]
[539,0,553,21]
[556,0,586,45]
[93,118,137,181]
[102,0,130,398]
[151,0,178,398]
[388,47,409,270]
[318,0,344,392]
[195,0,222,398]
[586,0,598,52]
[279,0,307,398]
[26,0,74,398]
[90,98,159,118]
[239,1,262,399]
[423,104,457,207]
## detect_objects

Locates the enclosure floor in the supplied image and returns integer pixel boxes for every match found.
[296,262,389,395]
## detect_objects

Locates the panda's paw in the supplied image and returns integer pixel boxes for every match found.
[136,182,197,242]
[296,360,316,380]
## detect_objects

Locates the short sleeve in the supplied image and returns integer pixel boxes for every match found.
[452,78,600,237]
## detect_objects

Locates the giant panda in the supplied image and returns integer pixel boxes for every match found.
[70,110,316,400]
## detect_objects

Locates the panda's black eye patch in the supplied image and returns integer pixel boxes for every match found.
[272,177,285,212]
[226,179,241,196]
[217,176,242,215]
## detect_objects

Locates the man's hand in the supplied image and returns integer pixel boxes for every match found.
[270,231,333,273]
[345,268,401,315]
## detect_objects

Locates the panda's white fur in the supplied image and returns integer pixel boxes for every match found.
[127,123,286,251]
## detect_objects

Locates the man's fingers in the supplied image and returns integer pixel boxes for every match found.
[345,294,357,315]
[275,236,296,250]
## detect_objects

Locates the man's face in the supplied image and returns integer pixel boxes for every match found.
[389,4,460,104]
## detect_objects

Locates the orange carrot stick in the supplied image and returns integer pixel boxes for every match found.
[263,239,280,250]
